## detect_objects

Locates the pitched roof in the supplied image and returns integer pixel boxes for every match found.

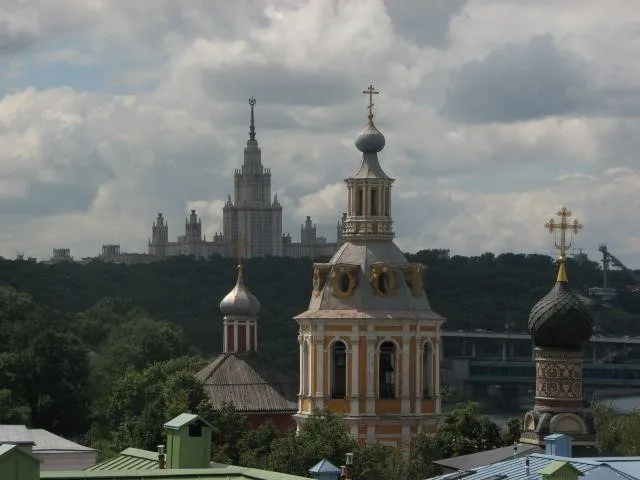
[0,424,34,445]
[539,461,584,476]
[433,444,542,471]
[432,454,640,480]
[196,352,297,413]
[84,448,158,471]
[30,429,97,454]
[43,464,310,479]
[163,413,212,430]
[309,459,341,474]
[0,443,42,462]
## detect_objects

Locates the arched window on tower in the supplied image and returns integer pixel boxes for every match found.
[379,341,396,399]
[370,188,377,215]
[423,341,433,398]
[356,188,363,216]
[331,341,347,398]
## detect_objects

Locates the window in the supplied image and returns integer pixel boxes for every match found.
[188,423,202,437]
[379,341,396,399]
[370,188,377,215]
[423,342,433,398]
[331,341,347,398]
[356,188,363,216]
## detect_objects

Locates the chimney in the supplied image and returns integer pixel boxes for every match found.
[544,434,573,458]
[339,453,354,480]
[158,445,165,469]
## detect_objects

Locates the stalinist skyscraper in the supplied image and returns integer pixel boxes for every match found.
[223,97,283,258]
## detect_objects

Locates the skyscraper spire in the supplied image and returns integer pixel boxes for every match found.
[249,96,257,142]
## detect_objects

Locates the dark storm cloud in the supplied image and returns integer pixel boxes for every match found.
[384,0,468,48]
[442,35,589,123]
[0,11,38,55]
[201,64,355,107]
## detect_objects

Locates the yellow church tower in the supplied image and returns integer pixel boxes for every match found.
[294,85,445,450]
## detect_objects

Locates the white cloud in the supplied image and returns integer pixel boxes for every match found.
[0,0,639,269]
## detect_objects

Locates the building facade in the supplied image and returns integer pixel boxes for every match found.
[294,86,445,451]
[147,98,343,261]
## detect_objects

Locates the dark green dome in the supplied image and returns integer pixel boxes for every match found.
[528,262,593,349]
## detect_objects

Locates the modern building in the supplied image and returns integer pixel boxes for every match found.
[294,86,445,450]
[147,98,343,261]
[195,263,298,433]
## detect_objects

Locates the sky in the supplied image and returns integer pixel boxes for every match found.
[1,0,640,270]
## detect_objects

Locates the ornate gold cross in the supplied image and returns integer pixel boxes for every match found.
[544,206,582,260]
[362,83,379,117]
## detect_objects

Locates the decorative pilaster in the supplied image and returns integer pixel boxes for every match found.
[366,337,376,414]
[350,335,360,415]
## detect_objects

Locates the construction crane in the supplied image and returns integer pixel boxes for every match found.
[599,243,640,288]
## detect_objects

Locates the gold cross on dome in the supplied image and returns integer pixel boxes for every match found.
[544,206,583,260]
[362,83,379,117]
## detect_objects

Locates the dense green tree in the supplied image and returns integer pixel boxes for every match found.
[593,402,640,455]
[502,416,523,445]
[238,422,280,470]
[267,409,358,477]
[26,329,91,436]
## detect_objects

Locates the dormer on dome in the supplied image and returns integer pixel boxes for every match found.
[220,264,260,317]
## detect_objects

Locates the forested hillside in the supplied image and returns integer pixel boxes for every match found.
[0,251,638,375]
[1,250,639,458]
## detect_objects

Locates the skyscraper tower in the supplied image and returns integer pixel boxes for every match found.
[223,97,283,258]
[294,85,445,451]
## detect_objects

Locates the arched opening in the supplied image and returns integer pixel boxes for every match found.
[331,341,347,398]
[379,341,396,399]
[339,273,351,293]
[370,188,377,215]
[423,342,433,398]
[356,188,363,216]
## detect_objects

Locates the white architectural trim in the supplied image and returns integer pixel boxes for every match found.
[350,336,360,415]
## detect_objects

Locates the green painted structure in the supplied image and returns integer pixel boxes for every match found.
[0,443,41,480]
[163,413,213,469]
[84,448,158,471]
[539,461,585,480]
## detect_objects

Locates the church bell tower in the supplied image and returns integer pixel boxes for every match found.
[294,85,445,451]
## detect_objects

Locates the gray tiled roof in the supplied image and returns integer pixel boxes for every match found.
[196,352,297,413]
[297,240,444,321]
[0,425,34,445]
[433,444,542,471]
[30,429,97,453]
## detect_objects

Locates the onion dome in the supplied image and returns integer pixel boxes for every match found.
[355,114,386,153]
[219,264,260,316]
[528,261,593,349]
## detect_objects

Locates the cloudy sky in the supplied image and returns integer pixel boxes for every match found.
[1,0,640,269]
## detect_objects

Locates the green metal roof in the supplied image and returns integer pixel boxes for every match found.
[84,448,158,471]
[163,413,213,431]
[539,460,584,477]
[42,464,309,479]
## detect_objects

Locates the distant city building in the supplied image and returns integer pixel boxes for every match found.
[43,248,73,265]
[147,98,343,261]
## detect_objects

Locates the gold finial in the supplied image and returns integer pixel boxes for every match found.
[236,259,244,284]
[544,206,582,261]
[362,83,379,119]
[556,260,568,283]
